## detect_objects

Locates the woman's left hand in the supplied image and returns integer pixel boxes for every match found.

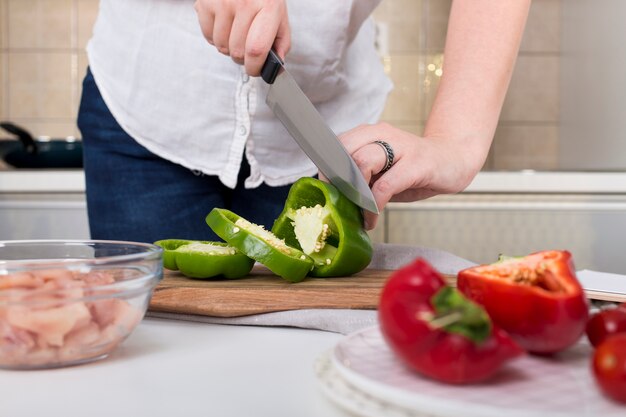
[339,122,486,230]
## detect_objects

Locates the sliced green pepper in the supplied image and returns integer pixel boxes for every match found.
[271,177,373,277]
[205,208,314,283]
[154,239,254,279]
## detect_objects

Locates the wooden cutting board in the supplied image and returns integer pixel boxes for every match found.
[148,266,626,318]
[149,265,455,318]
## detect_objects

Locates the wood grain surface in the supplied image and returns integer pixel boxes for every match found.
[148,265,625,318]
[148,265,414,317]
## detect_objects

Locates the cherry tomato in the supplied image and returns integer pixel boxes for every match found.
[586,308,626,348]
[592,334,626,403]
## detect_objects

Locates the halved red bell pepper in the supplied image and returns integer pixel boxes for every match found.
[457,250,589,354]
[379,258,523,384]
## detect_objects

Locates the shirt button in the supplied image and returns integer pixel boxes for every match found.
[242,74,250,83]
[238,125,248,136]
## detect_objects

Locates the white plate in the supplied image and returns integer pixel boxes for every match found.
[315,350,427,417]
[330,326,624,417]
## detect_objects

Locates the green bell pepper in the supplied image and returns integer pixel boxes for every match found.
[154,239,254,279]
[271,177,373,277]
[206,208,314,283]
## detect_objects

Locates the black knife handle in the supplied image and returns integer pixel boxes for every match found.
[261,49,284,84]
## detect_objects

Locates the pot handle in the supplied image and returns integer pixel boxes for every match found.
[0,121,38,154]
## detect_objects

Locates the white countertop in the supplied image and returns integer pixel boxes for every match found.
[0,318,349,417]
[4,170,626,194]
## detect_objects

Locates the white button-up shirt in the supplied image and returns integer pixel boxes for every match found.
[87,0,392,188]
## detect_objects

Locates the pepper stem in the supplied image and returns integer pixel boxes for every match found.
[424,310,464,329]
[426,287,493,344]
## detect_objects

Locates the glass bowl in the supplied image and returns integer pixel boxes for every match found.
[0,240,163,369]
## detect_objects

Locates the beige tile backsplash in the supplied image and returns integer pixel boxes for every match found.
[372,0,562,171]
[0,0,561,170]
[423,0,451,52]
[8,52,76,119]
[0,0,92,138]
[0,52,5,118]
[520,0,561,53]
[372,0,423,54]
[7,0,75,49]
[500,56,560,123]
[0,0,6,49]
[77,0,98,49]
[379,54,423,122]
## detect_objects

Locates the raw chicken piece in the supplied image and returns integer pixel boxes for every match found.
[83,271,115,286]
[33,269,73,282]
[88,299,118,328]
[6,302,91,347]
[64,321,100,349]
[0,272,44,290]
[1,269,143,368]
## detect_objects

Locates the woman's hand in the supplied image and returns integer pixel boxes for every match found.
[340,123,487,230]
[194,0,290,75]
[344,0,530,230]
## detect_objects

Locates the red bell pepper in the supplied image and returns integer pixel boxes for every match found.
[457,250,589,354]
[378,258,523,384]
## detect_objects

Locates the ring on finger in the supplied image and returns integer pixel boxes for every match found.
[372,140,395,174]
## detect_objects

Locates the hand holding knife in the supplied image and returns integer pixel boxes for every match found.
[260,49,380,215]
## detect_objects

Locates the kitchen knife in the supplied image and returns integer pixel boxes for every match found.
[261,50,379,214]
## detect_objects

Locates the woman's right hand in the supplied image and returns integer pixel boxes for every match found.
[194,0,291,76]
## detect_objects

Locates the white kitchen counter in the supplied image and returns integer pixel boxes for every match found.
[4,169,626,194]
[0,318,350,417]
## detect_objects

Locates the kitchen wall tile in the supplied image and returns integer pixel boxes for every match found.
[0,0,7,49]
[380,54,423,123]
[423,57,561,124]
[8,52,74,119]
[77,51,88,80]
[367,210,386,244]
[74,51,88,137]
[0,52,5,119]
[373,0,423,54]
[482,145,495,171]
[420,53,443,122]
[7,0,74,49]
[423,0,561,54]
[387,123,423,137]
[424,0,451,53]
[491,124,559,170]
[7,118,77,138]
[77,0,99,50]
[520,0,561,53]
[500,55,560,122]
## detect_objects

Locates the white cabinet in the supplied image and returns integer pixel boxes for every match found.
[0,193,90,240]
[0,171,90,240]
[386,194,626,274]
[3,170,626,274]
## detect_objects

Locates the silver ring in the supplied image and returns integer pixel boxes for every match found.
[372,140,395,174]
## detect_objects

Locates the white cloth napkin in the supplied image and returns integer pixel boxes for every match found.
[146,243,478,335]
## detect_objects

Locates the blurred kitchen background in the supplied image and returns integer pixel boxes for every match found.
[2,0,626,273]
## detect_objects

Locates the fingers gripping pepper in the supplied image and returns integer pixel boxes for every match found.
[457,250,589,354]
[206,208,314,283]
[154,239,254,279]
[379,258,523,384]
[271,177,372,277]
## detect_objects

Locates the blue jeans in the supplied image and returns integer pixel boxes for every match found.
[77,69,292,243]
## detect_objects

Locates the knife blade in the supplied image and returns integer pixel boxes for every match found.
[260,50,379,214]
